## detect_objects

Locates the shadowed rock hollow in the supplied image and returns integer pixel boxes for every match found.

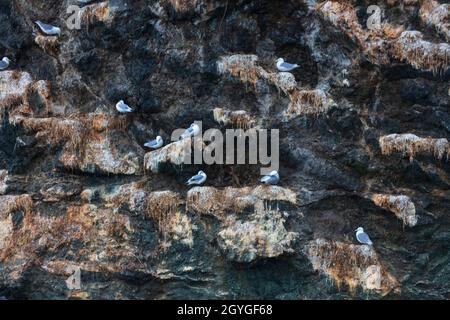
[0,0,449,299]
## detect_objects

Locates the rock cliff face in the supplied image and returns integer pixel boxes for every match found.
[0,0,449,299]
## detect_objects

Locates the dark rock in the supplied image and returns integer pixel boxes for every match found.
[288,147,361,191]
[72,50,102,76]
[400,79,432,105]
[342,149,370,175]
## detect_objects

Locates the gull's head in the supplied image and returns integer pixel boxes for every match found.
[3,57,11,64]
[55,27,61,36]
[198,170,206,176]
[276,58,284,64]
[156,136,162,142]
[355,227,363,233]
[270,170,278,176]
[118,100,124,105]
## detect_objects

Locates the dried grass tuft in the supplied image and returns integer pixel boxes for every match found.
[419,1,449,41]
[285,89,330,117]
[34,35,60,56]
[0,194,33,216]
[217,54,261,88]
[317,1,449,72]
[18,117,86,151]
[218,211,298,262]
[88,113,128,132]
[164,0,199,13]
[316,0,365,42]
[379,133,449,161]
[0,170,8,195]
[391,31,450,74]
[14,113,129,153]
[305,239,400,296]
[213,107,256,129]
[372,194,417,226]
[0,71,34,111]
[144,191,183,233]
[187,186,296,218]
[80,2,111,25]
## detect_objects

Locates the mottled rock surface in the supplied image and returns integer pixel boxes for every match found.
[0,0,449,299]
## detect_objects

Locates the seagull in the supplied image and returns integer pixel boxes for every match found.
[186,171,207,186]
[342,79,350,87]
[181,123,200,139]
[35,21,61,36]
[116,100,133,113]
[0,57,10,70]
[144,136,163,149]
[355,227,373,245]
[260,170,280,185]
[276,58,299,72]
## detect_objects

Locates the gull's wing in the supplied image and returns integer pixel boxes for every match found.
[261,175,277,184]
[281,62,298,70]
[119,103,132,112]
[181,127,193,138]
[186,127,194,134]
[189,174,202,182]
[357,232,372,245]
[0,61,8,69]
[36,21,54,33]
[144,139,157,147]
[187,174,203,184]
